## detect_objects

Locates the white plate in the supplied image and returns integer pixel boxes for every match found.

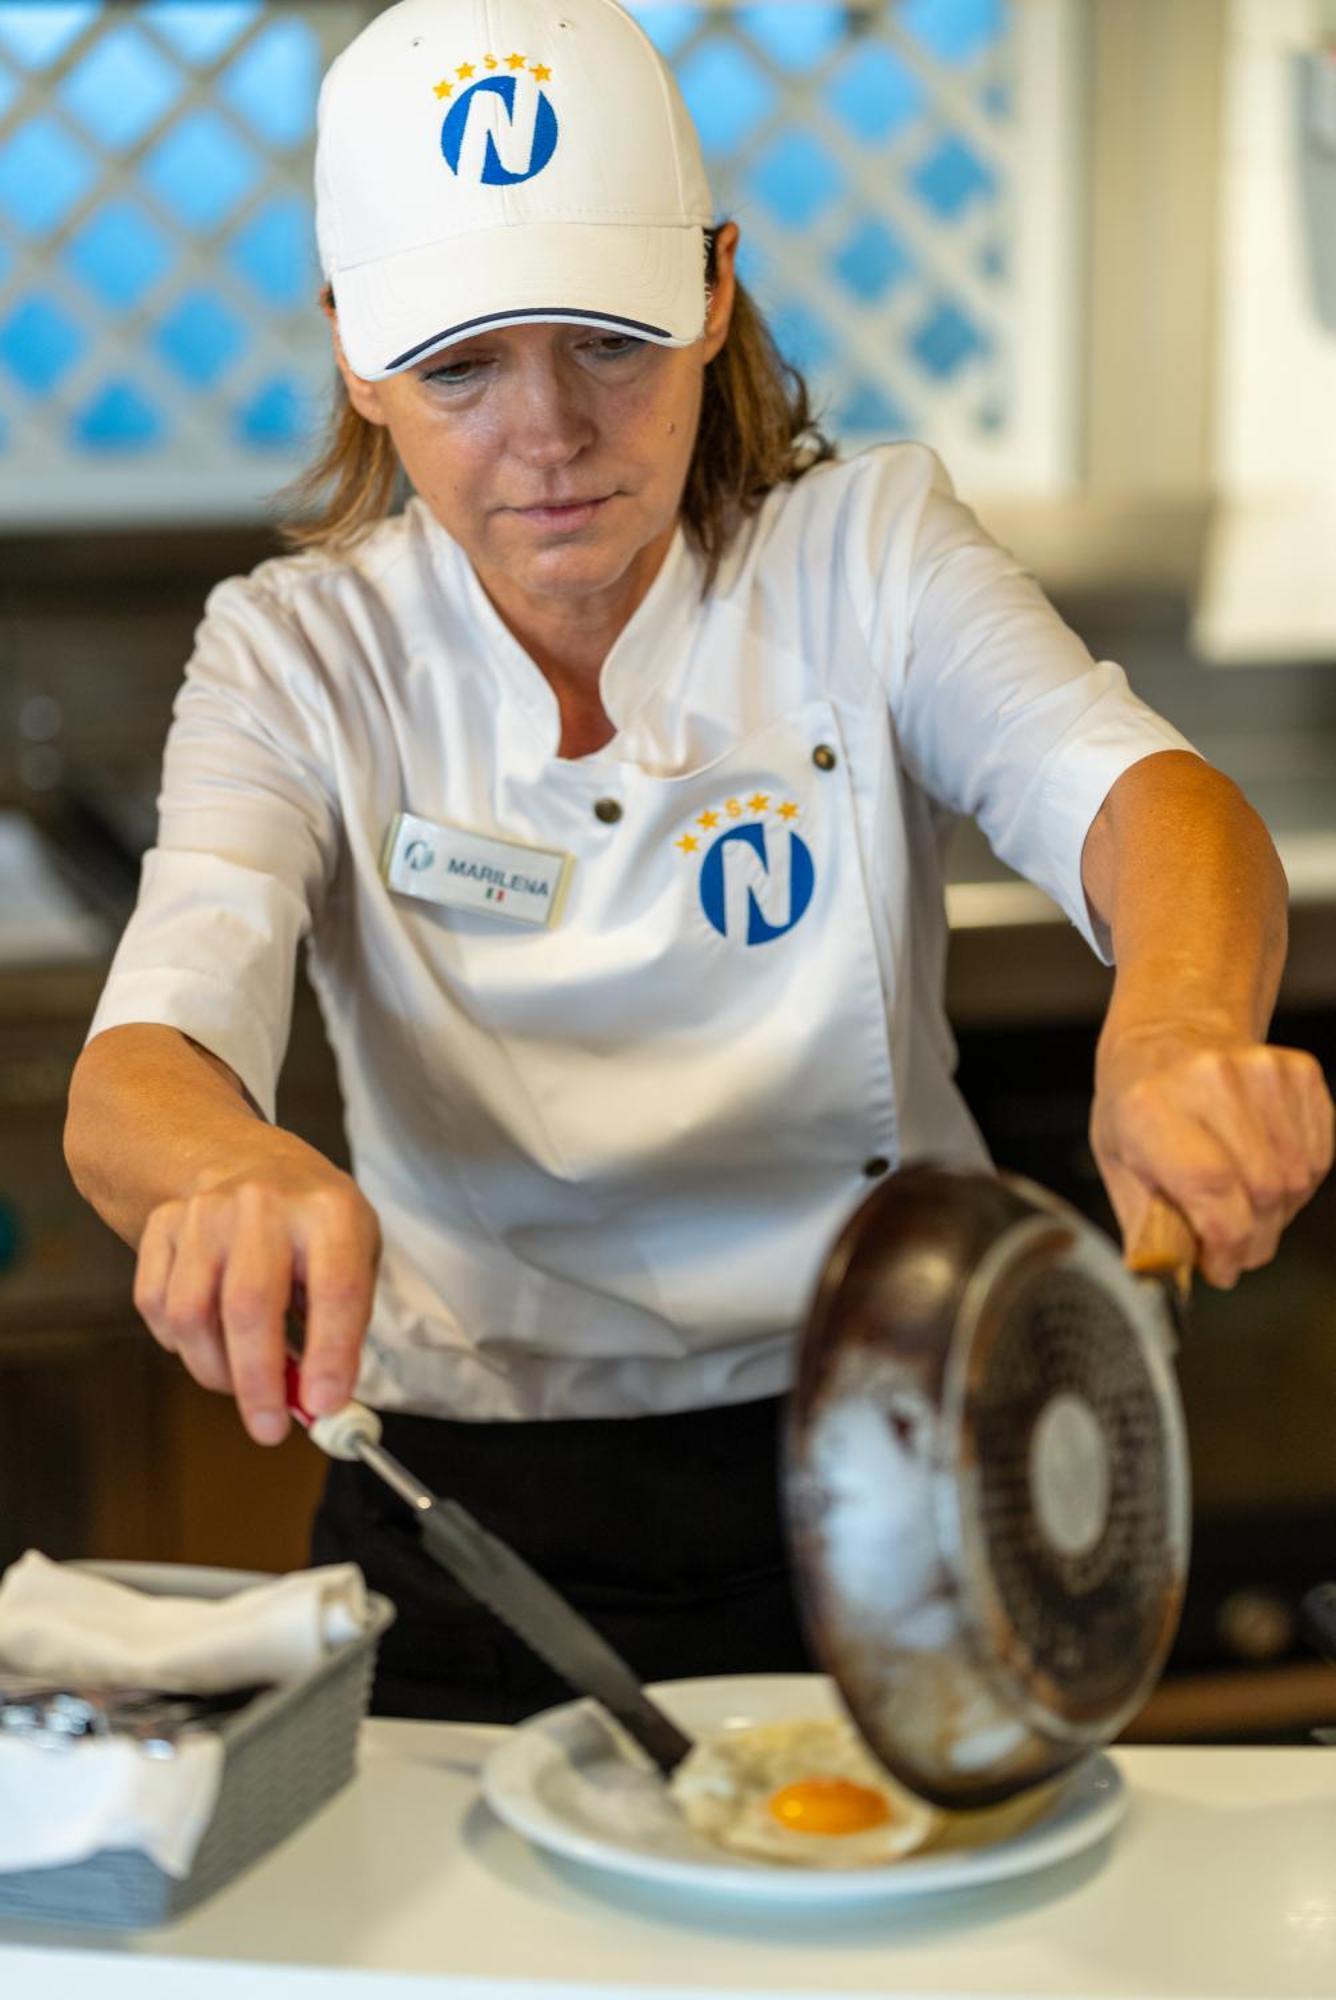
[482,1673,1127,1904]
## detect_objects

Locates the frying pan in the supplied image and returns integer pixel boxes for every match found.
[784,1163,1195,1809]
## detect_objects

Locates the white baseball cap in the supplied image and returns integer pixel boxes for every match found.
[315,0,715,381]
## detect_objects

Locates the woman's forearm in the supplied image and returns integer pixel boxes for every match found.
[1080,750,1331,1285]
[64,1023,337,1250]
[1081,749,1288,1046]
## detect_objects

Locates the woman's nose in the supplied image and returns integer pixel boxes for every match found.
[506,369,597,463]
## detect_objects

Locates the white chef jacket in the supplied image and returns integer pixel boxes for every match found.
[87,442,1196,1421]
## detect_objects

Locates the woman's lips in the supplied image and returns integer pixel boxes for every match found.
[512,495,611,531]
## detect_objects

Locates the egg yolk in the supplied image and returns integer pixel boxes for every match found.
[766,1777,893,1836]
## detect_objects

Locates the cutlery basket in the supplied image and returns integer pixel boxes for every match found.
[0,1560,394,1930]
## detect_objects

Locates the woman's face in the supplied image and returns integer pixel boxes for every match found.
[332,223,739,617]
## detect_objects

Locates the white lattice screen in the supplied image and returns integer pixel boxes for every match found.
[662,0,1081,497]
[0,0,1081,528]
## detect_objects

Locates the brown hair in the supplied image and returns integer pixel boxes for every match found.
[279,227,838,591]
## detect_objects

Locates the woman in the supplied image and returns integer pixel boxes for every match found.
[65,0,1331,1721]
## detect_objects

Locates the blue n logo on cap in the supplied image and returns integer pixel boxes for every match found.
[440,69,558,187]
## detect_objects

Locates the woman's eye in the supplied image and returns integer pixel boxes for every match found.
[420,359,480,387]
[586,335,643,360]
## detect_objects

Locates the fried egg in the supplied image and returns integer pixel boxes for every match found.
[668,1716,940,1867]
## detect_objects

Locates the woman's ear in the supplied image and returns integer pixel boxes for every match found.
[702,220,740,363]
[323,292,390,427]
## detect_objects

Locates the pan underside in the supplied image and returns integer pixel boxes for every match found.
[786,1165,1191,1806]
[959,1260,1179,1722]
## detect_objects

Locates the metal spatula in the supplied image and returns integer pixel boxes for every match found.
[282,1360,693,1776]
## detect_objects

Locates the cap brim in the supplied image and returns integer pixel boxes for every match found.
[333,220,708,380]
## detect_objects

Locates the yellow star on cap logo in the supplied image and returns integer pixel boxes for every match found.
[506,50,526,68]
[530,62,551,80]
[696,809,719,830]
[747,792,770,813]
[433,77,453,97]
[676,834,699,854]
[456,61,475,78]
[777,801,799,820]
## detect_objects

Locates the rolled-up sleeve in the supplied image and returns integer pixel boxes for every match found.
[85,575,339,1121]
[844,443,1199,961]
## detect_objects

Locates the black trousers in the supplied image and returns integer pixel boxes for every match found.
[310,1396,816,1723]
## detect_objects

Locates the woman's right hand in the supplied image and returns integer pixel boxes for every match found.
[132,1157,382,1446]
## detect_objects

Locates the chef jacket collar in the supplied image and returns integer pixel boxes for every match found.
[423,507,700,759]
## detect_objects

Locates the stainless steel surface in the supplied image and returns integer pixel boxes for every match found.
[0,1680,263,1754]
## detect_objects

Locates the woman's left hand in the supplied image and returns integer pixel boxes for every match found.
[1090,1024,1334,1288]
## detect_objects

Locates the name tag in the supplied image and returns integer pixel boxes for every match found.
[381,812,572,929]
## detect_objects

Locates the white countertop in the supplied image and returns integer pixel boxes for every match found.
[2,1724,1336,1999]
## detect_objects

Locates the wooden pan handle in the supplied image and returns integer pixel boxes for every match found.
[1125,1194,1196,1304]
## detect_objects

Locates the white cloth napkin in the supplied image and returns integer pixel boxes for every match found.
[0,1734,224,1878]
[0,1554,372,1878]
[0,1552,369,1693]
